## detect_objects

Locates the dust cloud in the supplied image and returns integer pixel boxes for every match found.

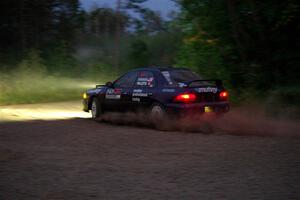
[97,105,299,137]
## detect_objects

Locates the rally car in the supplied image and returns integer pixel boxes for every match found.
[82,67,230,120]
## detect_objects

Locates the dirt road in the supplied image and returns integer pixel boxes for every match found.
[0,102,299,199]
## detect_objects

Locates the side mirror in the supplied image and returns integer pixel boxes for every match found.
[105,81,113,87]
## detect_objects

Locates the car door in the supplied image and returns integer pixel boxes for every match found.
[104,71,137,112]
[132,70,156,110]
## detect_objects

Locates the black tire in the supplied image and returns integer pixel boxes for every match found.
[150,103,168,129]
[91,97,102,119]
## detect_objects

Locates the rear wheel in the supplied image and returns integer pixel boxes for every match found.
[91,98,102,119]
[150,103,168,129]
[151,104,165,119]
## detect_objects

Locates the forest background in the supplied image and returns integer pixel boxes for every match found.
[0,0,299,117]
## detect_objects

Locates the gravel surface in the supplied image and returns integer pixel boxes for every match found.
[0,102,299,199]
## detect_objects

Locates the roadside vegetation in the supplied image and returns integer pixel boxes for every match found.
[0,50,117,105]
[0,0,299,117]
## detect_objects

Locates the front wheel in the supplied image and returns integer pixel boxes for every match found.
[91,98,102,119]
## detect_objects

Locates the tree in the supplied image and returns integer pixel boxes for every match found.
[0,0,82,68]
[176,0,300,90]
[87,7,129,37]
[125,0,166,33]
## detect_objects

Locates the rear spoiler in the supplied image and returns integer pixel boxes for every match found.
[184,79,223,87]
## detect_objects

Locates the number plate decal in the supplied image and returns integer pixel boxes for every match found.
[204,106,213,113]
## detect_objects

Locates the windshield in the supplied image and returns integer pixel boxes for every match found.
[161,69,202,87]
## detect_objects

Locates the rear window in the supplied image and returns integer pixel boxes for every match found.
[161,69,203,87]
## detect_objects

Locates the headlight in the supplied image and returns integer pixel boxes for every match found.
[82,93,88,99]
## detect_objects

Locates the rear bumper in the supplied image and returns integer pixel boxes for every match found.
[165,101,230,115]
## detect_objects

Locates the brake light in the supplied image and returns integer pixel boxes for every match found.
[174,93,196,103]
[219,91,228,100]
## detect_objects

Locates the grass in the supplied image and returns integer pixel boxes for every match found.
[0,50,121,105]
[1,62,298,120]
[0,72,101,105]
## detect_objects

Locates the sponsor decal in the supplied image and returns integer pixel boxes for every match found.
[137,77,148,82]
[194,87,218,93]
[132,97,140,102]
[133,89,143,93]
[114,88,122,94]
[132,89,148,97]
[105,88,122,99]
[106,88,114,94]
[162,88,175,93]
[136,77,154,88]
[132,93,148,97]
[136,81,147,86]
[105,94,121,99]
[133,89,142,93]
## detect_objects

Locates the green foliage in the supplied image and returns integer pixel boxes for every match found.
[176,37,228,80]
[44,41,78,75]
[264,86,300,118]
[0,50,92,105]
[88,7,130,36]
[0,0,81,63]
[0,73,91,105]
[1,0,298,109]
[16,49,47,76]
[146,30,182,66]
[176,0,300,99]
[129,40,149,67]
[80,62,121,82]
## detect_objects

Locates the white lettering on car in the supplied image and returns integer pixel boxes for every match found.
[132,89,148,97]
[105,94,121,99]
[132,97,140,102]
[136,81,147,86]
[194,87,218,93]
[162,88,175,93]
[106,88,114,94]
[133,89,142,93]
[132,93,148,97]
[137,77,148,82]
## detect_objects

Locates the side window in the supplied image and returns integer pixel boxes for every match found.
[114,72,137,88]
[134,71,155,88]
[161,71,174,86]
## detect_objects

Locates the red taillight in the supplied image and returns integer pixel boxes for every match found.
[174,93,196,103]
[219,91,228,100]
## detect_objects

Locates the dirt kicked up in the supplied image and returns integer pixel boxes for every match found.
[0,101,300,199]
[98,106,299,138]
[0,101,299,137]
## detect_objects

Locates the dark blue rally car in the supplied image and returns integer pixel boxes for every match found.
[82,67,230,119]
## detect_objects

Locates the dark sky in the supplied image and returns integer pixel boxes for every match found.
[80,0,178,17]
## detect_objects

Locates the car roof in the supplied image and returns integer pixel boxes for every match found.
[130,67,192,73]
